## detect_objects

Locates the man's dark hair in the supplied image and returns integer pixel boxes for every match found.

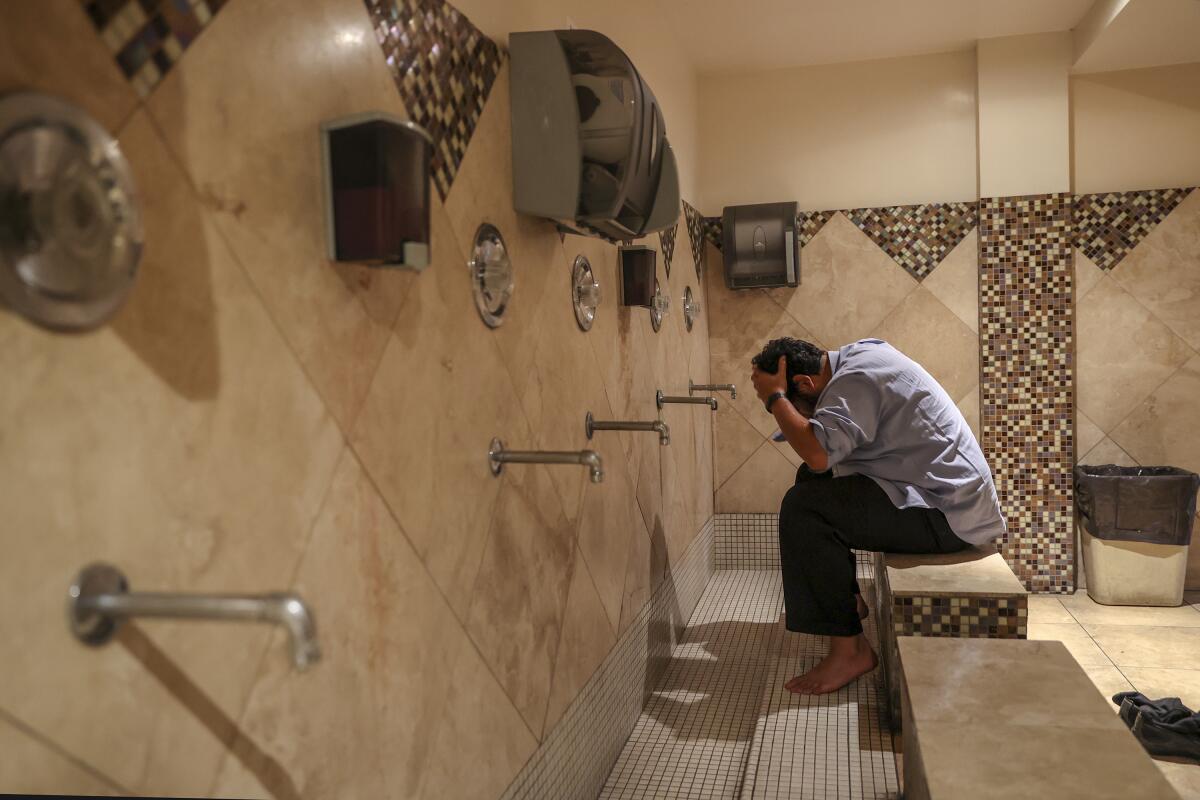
[752,337,824,399]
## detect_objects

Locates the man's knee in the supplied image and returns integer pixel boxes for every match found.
[781,481,824,518]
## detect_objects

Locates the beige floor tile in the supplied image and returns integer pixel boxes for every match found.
[1028,595,1075,624]
[1027,623,1113,666]
[147,0,419,432]
[1123,668,1200,710]
[1084,625,1200,670]
[1155,759,1200,800]
[1080,664,1135,710]
[1062,593,1200,627]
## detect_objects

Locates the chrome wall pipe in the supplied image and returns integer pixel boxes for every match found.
[656,390,718,411]
[489,438,604,483]
[68,563,320,670]
[585,411,670,445]
[689,380,737,400]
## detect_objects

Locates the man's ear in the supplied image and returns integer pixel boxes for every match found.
[792,374,814,393]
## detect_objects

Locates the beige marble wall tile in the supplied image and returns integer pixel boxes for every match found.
[766,213,919,349]
[619,526,668,636]
[145,0,417,432]
[714,402,766,487]
[466,461,577,737]
[0,111,343,795]
[1077,410,1106,461]
[543,548,617,734]
[0,712,123,796]
[209,451,535,799]
[1077,277,1193,433]
[576,428,645,632]
[350,199,527,621]
[957,384,981,440]
[872,286,979,404]
[0,0,138,132]
[1112,190,1200,350]
[1080,436,1140,467]
[716,441,796,513]
[1076,249,1105,302]
[1084,624,1200,670]
[1110,354,1200,474]
[922,229,979,334]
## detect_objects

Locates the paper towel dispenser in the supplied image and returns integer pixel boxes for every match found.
[721,201,800,289]
[509,29,680,242]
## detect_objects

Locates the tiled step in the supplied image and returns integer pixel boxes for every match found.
[873,545,1029,727]
[737,577,900,800]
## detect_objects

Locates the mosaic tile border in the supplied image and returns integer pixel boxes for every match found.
[364,0,502,200]
[979,192,1074,593]
[1074,187,1194,271]
[702,215,724,251]
[892,595,1026,638]
[796,210,836,247]
[80,0,227,97]
[499,518,714,800]
[682,199,707,278]
[844,202,978,281]
[659,223,678,277]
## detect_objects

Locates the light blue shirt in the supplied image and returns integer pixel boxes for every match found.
[806,339,1006,546]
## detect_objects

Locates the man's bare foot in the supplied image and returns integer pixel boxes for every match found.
[784,634,878,695]
[856,593,869,620]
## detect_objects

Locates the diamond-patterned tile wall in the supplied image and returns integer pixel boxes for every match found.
[979,192,1075,593]
[364,0,502,200]
[1074,187,1194,271]
[796,210,836,246]
[659,223,678,276]
[683,199,707,278]
[845,202,978,281]
[702,215,724,251]
[79,0,227,96]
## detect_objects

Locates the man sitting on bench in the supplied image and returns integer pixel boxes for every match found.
[749,337,1005,695]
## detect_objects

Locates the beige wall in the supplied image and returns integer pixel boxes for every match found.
[454,0,700,203]
[1072,62,1200,193]
[696,50,978,214]
[0,0,711,796]
[977,32,1072,198]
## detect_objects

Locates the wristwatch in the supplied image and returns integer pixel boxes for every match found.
[765,391,787,413]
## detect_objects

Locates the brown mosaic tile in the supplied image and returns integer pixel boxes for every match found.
[701,216,723,251]
[1074,187,1195,271]
[682,199,706,278]
[658,223,677,277]
[79,0,228,96]
[893,596,1026,638]
[796,210,836,247]
[979,192,1075,593]
[364,0,502,200]
[845,202,978,281]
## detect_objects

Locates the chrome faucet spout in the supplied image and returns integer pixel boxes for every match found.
[689,381,737,400]
[489,438,604,483]
[584,411,671,445]
[656,390,718,411]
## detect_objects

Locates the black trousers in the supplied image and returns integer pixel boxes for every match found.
[779,466,969,637]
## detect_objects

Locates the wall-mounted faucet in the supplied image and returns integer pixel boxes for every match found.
[489,438,604,483]
[656,390,718,411]
[689,380,737,400]
[68,563,320,670]
[585,411,670,445]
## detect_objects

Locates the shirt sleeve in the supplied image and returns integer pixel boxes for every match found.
[807,371,882,468]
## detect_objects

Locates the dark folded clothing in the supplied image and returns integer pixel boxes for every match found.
[1113,691,1200,763]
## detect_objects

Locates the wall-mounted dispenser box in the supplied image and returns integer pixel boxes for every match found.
[619,245,656,307]
[320,112,432,269]
[721,201,800,289]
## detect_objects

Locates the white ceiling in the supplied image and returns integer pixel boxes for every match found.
[659,0,1096,75]
[1073,0,1200,72]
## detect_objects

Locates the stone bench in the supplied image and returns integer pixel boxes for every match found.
[872,545,1028,727]
[898,637,1180,799]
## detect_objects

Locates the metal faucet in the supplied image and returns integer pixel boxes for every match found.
[585,411,670,445]
[656,390,718,411]
[489,438,604,483]
[689,380,737,400]
[68,563,320,670]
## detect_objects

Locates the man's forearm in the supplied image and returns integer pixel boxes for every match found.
[772,400,829,471]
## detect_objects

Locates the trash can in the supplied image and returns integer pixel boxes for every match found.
[1074,465,1200,606]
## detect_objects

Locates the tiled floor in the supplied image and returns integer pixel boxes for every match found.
[1027,591,1200,798]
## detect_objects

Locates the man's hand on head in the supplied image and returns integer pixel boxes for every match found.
[751,355,790,405]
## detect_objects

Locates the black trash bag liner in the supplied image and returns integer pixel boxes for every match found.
[1113,692,1200,763]
[1074,465,1199,546]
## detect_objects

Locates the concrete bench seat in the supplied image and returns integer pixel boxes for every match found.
[899,637,1180,799]
[872,545,1029,726]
